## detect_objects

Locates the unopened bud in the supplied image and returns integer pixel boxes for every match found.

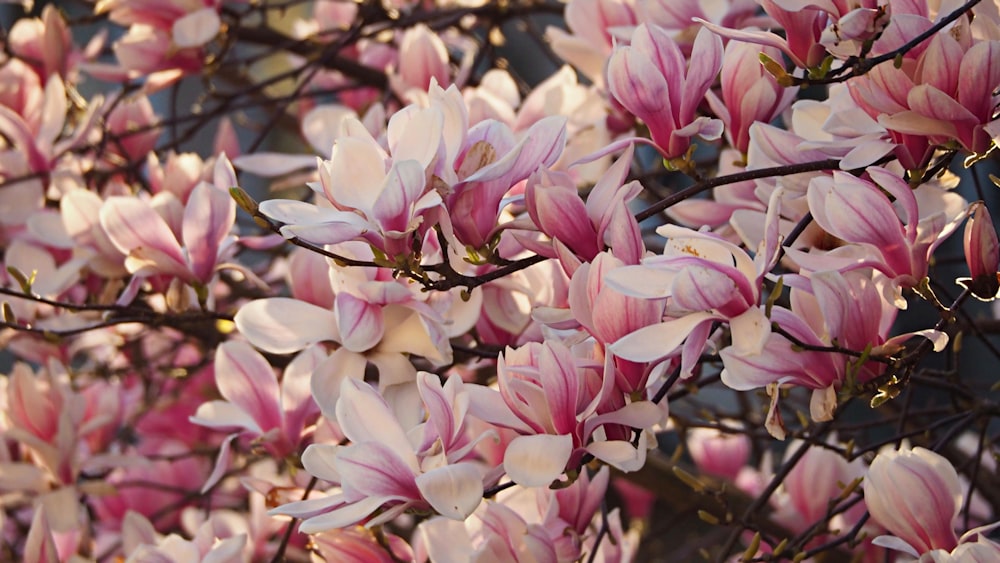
[959,201,1000,301]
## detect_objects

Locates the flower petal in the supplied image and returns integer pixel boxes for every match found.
[415,463,483,520]
[503,434,572,487]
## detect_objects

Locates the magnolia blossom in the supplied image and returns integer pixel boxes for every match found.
[99,155,239,294]
[607,24,722,160]
[523,147,643,265]
[272,374,488,533]
[864,447,967,557]
[416,467,636,562]
[608,190,784,377]
[545,0,639,86]
[960,201,1000,300]
[467,341,661,486]
[787,167,967,307]
[706,40,797,154]
[190,342,322,490]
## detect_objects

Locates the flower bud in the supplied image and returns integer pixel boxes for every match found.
[863,447,962,555]
[960,201,1000,301]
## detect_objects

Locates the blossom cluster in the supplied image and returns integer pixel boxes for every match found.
[1,0,1000,561]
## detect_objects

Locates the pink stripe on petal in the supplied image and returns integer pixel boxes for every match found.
[337,441,420,499]
[215,341,283,433]
[183,182,235,283]
[99,196,188,272]
[335,293,385,352]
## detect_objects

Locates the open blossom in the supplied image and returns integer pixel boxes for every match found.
[259,82,567,254]
[235,240,480,416]
[720,269,946,429]
[607,191,784,378]
[190,341,322,490]
[787,167,967,307]
[99,155,238,292]
[272,374,488,533]
[849,28,1000,167]
[467,341,661,486]
[417,466,636,562]
[607,24,723,159]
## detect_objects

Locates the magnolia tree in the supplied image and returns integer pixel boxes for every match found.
[2,0,1000,560]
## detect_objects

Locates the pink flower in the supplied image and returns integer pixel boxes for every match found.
[849,32,1000,167]
[719,270,946,427]
[99,155,238,290]
[608,197,784,378]
[190,341,321,487]
[960,201,1000,301]
[523,147,643,265]
[697,0,827,70]
[864,447,962,556]
[468,341,661,485]
[566,252,666,393]
[271,374,486,533]
[545,0,640,86]
[104,93,161,164]
[686,426,751,481]
[780,439,864,527]
[389,24,452,97]
[706,40,797,154]
[789,167,967,307]
[607,24,723,159]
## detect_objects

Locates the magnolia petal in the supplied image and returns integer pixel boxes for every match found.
[183,182,235,283]
[371,159,427,234]
[609,312,716,362]
[335,292,385,352]
[200,433,238,494]
[233,153,317,177]
[172,7,220,48]
[214,341,283,432]
[503,434,572,487]
[418,518,474,563]
[871,535,921,558]
[301,443,343,483]
[203,535,247,563]
[729,307,771,355]
[99,196,187,272]
[121,511,159,555]
[586,435,647,472]
[336,378,420,472]
[298,495,392,534]
[336,441,419,499]
[583,401,662,439]
[466,385,533,433]
[0,462,47,493]
[415,463,483,520]
[310,347,367,420]
[809,385,837,422]
[234,298,339,354]
[24,506,58,563]
[189,400,261,433]
[281,345,324,435]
